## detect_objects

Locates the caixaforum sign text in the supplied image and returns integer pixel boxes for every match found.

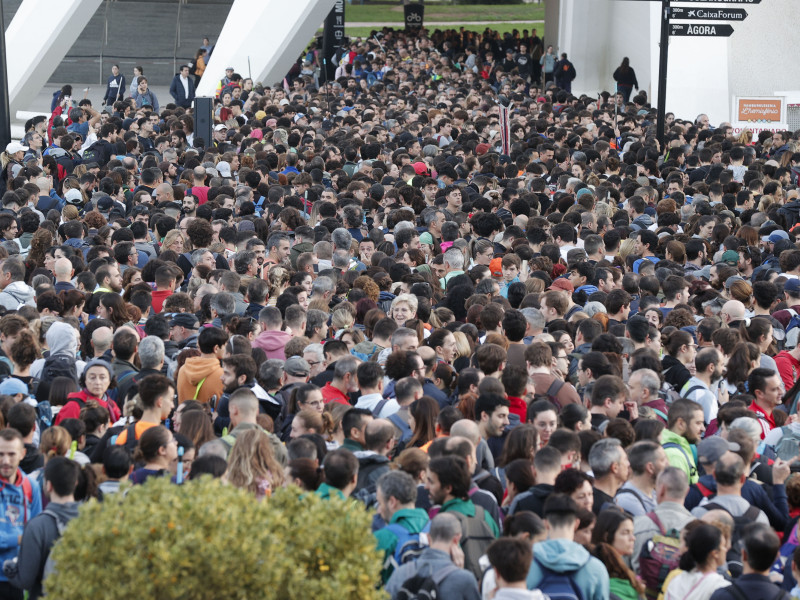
[731,96,786,135]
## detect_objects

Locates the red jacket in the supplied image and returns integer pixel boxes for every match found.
[321,382,350,406]
[55,389,121,425]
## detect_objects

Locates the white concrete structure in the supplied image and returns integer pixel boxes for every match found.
[552,0,800,125]
[196,0,336,96]
[5,0,103,115]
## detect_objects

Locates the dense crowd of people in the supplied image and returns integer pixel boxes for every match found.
[0,21,799,600]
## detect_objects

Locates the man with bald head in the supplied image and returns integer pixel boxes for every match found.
[190,166,209,205]
[720,300,745,327]
[53,258,75,293]
[154,183,175,204]
[354,419,395,494]
[91,326,113,359]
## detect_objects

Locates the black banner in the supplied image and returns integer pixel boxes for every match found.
[404,3,424,30]
[322,0,345,82]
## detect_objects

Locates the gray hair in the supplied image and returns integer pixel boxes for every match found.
[210,292,236,317]
[138,336,165,369]
[314,241,332,260]
[259,359,285,390]
[392,327,418,348]
[627,440,661,477]
[429,512,462,543]
[312,276,335,297]
[331,228,352,252]
[377,471,417,505]
[588,437,623,478]
[305,310,328,338]
[520,308,545,332]
[258,306,283,329]
[421,208,444,227]
[197,438,228,459]
[394,220,414,233]
[729,416,762,444]
[303,342,325,363]
[191,248,211,266]
[332,249,350,270]
[443,248,464,270]
[334,356,359,380]
[266,231,289,253]
[657,466,689,499]
[632,368,660,398]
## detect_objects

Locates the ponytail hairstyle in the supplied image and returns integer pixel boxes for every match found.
[39,426,71,461]
[679,522,722,571]
[662,329,694,357]
[133,425,172,465]
[288,457,324,491]
[738,316,772,348]
[288,383,322,414]
[503,510,546,538]
[295,409,335,437]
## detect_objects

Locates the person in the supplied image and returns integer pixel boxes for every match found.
[54,359,121,426]
[0,428,42,600]
[385,512,481,600]
[3,457,79,600]
[374,470,430,583]
[614,441,667,517]
[663,523,730,600]
[589,437,630,514]
[486,537,546,600]
[591,509,645,600]
[114,374,175,448]
[709,523,790,600]
[554,53,577,93]
[102,64,126,107]
[315,448,359,500]
[612,57,638,103]
[690,452,769,525]
[526,494,609,600]
[129,425,178,484]
[226,428,285,499]
[539,45,556,84]
[662,399,705,484]
[176,327,226,404]
[169,64,196,109]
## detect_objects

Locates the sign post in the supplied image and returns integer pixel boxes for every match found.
[669,23,735,36]
[0,1,11,150]
[655,0,670,147]
[322,0,345,83]
[669,7,747,20]
[404,2,425,30]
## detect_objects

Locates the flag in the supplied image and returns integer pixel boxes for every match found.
[499,103,512,156]
[283,78,291,96]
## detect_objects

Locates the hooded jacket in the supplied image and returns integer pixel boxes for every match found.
[252,329,293,360]
[779,199,800,231]
[630,214,654,231]
[56,388,122,425]
[176,356,224,404]
[374,507,430,582]
[0,470,42,583]
[30,322,86,380]
[290,241,314,269]
[0,281,35,311]
[509,483,553,517]
[353,451,391,493]
[662,428,698,485]
[526,538,609,600]
[7,500,79,599]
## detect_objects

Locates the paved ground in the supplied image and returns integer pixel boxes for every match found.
[347,19,543,26]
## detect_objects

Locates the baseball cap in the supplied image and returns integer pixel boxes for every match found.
[5,141,28,154]
[548,278,574,294]
[419,232,434,246]
[64,189,83,205]
[0,378,28,396]
[217,161,232,178]
[170,313,199,329]
[720,250,739,266]
[785,279,800,295]
[97,196,113,211]
[284,356,310,377]
[724,275,744,290]
[762,230,789,243]
[412,162,429,176]
[697,437,740,464]
[475,143,490,156]
[214,124,228,132]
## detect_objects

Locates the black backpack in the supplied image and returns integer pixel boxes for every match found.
[449,505,496,581]
[36,354,79,402]
[703,502,761,577]
[395,563,459,600]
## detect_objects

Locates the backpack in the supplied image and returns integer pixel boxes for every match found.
[384,521,431,570]
[110,422,140,455]
[371,397,391,418]
[449,505,496,581]
[659,380,682,407]
[545,379,565,409]
[681,384,707,400]
[775,426,800,462]
[394,563,459,600]
[389,413,413,445]
[36,354,79,402]
[786,309,800,350]
[41,508,69,584]
[662,442,696,480]
[533,556,586,600]
[638,511,682,600]
[703,502,762,578]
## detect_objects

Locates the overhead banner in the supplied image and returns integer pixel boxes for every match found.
[322,0,345,82]
[404,3,424,30]
[731,96,786,135]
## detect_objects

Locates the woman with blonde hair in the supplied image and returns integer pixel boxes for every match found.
[290,409,334,441]
[323,402,348,449]
[266,266,290,306]
[227,428,285,499]
[331,306,355,334]
[619,238,636,263]
[729,279,753,312]
[162,229,186,254]
[337,327,365,351]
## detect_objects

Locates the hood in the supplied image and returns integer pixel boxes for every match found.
[45,501,80,522]
[353,451,390,467]
[63,238,84,248]
[534,539,592,572]
[2,281,34,303]
[180,356,222,386]
[47,321,79,356]
[632,214,654,227]
[291,242,313,253]
[253,330,292,352]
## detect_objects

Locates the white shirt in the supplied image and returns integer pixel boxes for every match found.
[180,75,190,98]
[355,392,399,418]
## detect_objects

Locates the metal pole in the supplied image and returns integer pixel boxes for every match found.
[656,0,670,147]
[0,0,11,148]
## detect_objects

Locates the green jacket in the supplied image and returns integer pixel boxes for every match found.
[315,482,345,501]
[374,508,430,583]
[662,428,698,484]
[290,241,314,269]
[342,438,364,453]
[440,497,500,538]
[609,577,640,600]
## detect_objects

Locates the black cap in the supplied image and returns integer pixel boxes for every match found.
[169,313,199,329]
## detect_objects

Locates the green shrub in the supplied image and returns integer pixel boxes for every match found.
[46,478,386,600]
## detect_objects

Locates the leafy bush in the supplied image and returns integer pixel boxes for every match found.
[46,478,386,600]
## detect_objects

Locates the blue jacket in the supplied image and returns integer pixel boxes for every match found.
[169,74,196,108]
[0,470,42,582]
[527,538,609,600]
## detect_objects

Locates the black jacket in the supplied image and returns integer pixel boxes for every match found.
[709,574,790,600]
[511,483,554,517]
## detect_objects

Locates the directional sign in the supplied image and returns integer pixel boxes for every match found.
[670,6,747,20]
[669,0,759,3]
[670,23,734,36]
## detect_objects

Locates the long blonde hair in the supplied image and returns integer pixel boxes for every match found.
[226,428,285,496]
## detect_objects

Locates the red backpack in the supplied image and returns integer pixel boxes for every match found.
[637,511,682,600]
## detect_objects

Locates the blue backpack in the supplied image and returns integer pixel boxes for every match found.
[533,557,586,600]
[384,521,431,570]
[389,414,413,445]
